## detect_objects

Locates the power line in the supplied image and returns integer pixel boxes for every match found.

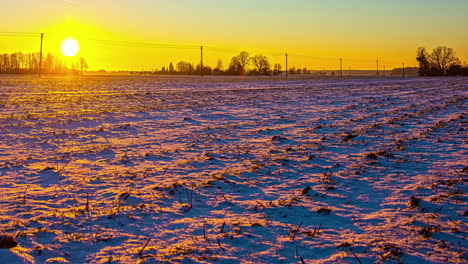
[0,31,410,71]
[288,53,338,60]
[0,32,41,35]
[1,32,395,63]
[204,46,242,54]
[88,39,199,49]
[0,34,42,38]
[205,46,283,57]
[44,34,200,50]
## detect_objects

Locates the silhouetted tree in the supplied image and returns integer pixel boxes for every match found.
[196,64,213,75]
[44,53,54,73]
[429,46,460,75]
[213,59,224,75]
[273,64,282,76]
[2,54,10,73]
[0,52,82,75]
[416,47,430,76]
[17,52,25,71]
[446,64,462,76]
[417,46,461,76]
[237,51,250,71]
[79,57,88,75]
[228,51,250,75]
[228,56,242,75]
[176,61,194,74]
[10,53,19,72]
[169,62,175,73]
[216,59,223,71]
[251,54,270,75]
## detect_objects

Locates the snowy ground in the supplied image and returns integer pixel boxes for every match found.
[0,76,466,263]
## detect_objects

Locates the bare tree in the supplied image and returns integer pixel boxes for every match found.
[228,52,250,75]
[237,51,250,70]
[10,53,19,72]
[416,47,430,76]
[45,53,54,73]
[176,61,194,74]
[229,56,240,73]
[251,54,270,75]
[169,62,175,73]
[429,46,460,74]
[79,57,88,75]
[216,59,223,71]
[273,63,282,76]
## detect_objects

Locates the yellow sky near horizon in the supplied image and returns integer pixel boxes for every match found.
[1,0,467,71]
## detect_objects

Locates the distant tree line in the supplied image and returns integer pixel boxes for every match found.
[390,67,419,76]
[416,46,467,76]
[131,51,311,76]
[0,52,88,75]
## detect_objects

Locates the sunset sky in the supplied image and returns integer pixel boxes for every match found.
[1,0,467,71]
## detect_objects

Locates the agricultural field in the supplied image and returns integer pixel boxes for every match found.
[0,75,466,263]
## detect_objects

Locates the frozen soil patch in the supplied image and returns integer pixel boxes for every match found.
[0,76,466,263]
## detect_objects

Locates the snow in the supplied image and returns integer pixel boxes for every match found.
[0,75,466,263]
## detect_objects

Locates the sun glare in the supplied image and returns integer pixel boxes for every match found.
[61,38,80,57]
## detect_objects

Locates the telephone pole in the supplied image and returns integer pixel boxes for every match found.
[376,60,379,76]
[340,58,343,77]
[39,33,44,77]
[383,65,386,76]
[200,46,203,78]
[402,63,405,77]
[285,53,288,78]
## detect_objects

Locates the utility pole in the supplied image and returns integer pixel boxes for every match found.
[39,33,44,77]
[402,63,405,77]
[383,65,386,76]
[376,60,379,76]
[285,53,288,78]
[340,58,343,77]
[200,46,203,78]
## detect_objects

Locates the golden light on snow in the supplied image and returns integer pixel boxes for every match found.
[0,76,466,263]
[61,38,80,57]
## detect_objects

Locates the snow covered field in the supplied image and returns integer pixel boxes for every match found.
[0,76,466,263]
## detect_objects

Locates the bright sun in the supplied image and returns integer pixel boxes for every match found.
[61,38,80,57]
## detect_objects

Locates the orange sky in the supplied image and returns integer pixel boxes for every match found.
[1,0,467,71]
